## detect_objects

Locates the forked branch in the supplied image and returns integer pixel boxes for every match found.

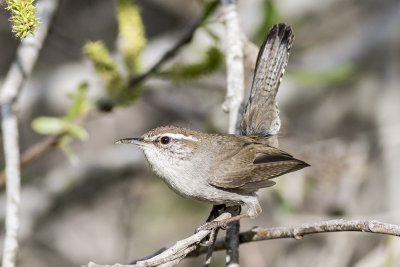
[86,219,400,267]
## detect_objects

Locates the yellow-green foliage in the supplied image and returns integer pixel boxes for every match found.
[165,46,224,81]
[32,82,90,140]
[83,41,124,98]
[290,64,355,87]
[32,82,90,163]
[255,0,282,45]
[6,0,40,39]
[83,1,146,108]
[117,0,146,76]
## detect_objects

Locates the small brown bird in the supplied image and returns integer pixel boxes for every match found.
[117,24,309,223]
[117,126,308,219]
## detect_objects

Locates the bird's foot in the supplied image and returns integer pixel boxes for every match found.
[196,220,227,233]
[196,213,249,232]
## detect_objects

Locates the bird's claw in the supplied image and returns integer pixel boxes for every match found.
[196,220,228,232]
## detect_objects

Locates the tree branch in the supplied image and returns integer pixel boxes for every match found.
[189,219,400,256]
[0,0,59,266]
[220,0,245,135]
[220,0,245,266]
[88,218,400,267]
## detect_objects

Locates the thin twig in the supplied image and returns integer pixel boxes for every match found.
[128,18,202,87]
[0,0,59,266]
[128,1,219,88]
[0,134,62,190]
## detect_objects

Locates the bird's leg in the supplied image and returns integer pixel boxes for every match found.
[197,204,226,247]
[203,227,220,267]
[198,198,260,232]
[197,212,249,231]
[205,204,226,222]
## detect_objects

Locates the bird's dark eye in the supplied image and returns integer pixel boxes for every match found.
[160,136,170,145]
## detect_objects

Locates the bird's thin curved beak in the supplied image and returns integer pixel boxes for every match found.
[115,138,144,145]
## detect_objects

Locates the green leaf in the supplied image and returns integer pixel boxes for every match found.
[116,0,146,77]
[31,117,68,135]
[59,136,79,165]
[202,0,219,21]
[164,46,223,81]
[255,0,282,45]
[67,124,89,141]
[66,82,89,121]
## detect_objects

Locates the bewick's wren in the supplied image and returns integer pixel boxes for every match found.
[116,126,308,218]
[116,24,309,222]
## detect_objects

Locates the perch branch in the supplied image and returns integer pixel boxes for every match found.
[89,218,400,267]
[188,219,400,256]
[0,0,59,266]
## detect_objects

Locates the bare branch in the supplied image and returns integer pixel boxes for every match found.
[219,0,245,266]
[188,219,400,256]
[96,218,400,266]
[1,105,21,267]
[237,219,400,241]
[220,0,245,135]
[0,0,60,266]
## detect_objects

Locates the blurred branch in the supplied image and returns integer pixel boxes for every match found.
[0,134,62,190]
[220,0,245,266]
[128,17,202,87]
[128,1,219,88]
[0,0,59,266]
[220,0,245,135]
[86,213,231,267]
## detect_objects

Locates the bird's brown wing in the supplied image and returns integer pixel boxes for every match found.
[207,143,308,190]
[240,23,294,137]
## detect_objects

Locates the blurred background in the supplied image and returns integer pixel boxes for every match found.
[0,0,400,266]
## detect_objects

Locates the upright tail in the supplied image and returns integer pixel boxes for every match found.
[240,24,294,137]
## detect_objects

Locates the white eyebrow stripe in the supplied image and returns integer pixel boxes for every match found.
[152,133,199,142]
